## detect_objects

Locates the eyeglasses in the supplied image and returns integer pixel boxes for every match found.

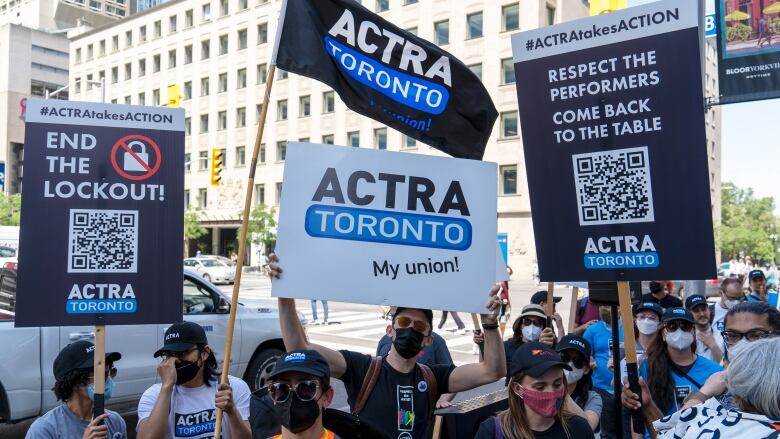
[395,315,430,334]
[559,353,587,369]
[664,321,693,332]
[522,318,544,328]
[721,329,780,345]
[268,380,320,403]
[161,347,198,360]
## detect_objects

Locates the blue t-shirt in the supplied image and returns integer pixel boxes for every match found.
[747,291,779,307]
[639,355,723,417]
[583,321,624,394]
[376,332,454,366]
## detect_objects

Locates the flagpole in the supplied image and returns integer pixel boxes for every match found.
[213,63,277,439]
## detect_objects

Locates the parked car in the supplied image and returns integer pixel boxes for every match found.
[198,254,236,267]
[0,269,286,423]
[0,261,16,316]
[183,257,236,284]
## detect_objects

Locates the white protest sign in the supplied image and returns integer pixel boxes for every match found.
[273,143,497,313]
[496,244,510,282]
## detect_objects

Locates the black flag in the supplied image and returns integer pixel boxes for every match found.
[273,0,497,160]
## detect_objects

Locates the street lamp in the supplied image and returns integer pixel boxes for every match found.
[46,77,106,103]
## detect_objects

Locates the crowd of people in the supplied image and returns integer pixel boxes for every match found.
[24,256,780,438]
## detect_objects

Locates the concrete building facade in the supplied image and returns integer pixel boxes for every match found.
[0,0,130,31]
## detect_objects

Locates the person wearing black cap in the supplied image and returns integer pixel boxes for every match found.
[266,350,337,439]
[25,340,125,439]
[136,321,251,439]
[685,294,723,363]
[641,281,683,310]
[530,290,565,340]
[475,342,594,439]
[746,269,780,307]
[269,255,506,439]
[622,308,722,434]
[556,335,602,433]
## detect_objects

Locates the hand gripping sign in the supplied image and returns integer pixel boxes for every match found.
[273,143,497,313]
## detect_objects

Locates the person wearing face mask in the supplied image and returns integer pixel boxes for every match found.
[684,295,723,363]
[26,341,125,439]
[612,303,663,386]
[475,341,595,439]
[556,335,602,432]
[499,304,557,368]
[711,278,744,349]
[136,322,252,439]
[266,350,338,439]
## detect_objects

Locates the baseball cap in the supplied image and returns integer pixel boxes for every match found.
[749,269,766,281]
[649,281,663,293]
[684,295,708,311]
[393,307,434,329]
[556,335,592,359]
[530,291,562,305]
[269,350,330,380]
[53,340,121,381]
[154,321,208,358]
[634,302,664,318]
[509,341,571,378]
[661,307,694,323]
[519,304,547,320]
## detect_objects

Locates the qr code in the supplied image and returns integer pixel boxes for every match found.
[68,209,138,273]
[572,146,654,226]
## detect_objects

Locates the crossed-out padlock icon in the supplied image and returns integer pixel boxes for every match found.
[123,140,150,172]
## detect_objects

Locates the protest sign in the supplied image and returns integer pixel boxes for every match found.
[273,143,497,313]
[715,0,780,103]
[512,0,715,282]
[15,99,184,327]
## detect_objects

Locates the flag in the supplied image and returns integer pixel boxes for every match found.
[272,0,498,160]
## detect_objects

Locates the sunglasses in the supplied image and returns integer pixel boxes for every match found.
[268,380,320,403]
[395,315,430,334]
[522,318,544,328]
[721,329,780,345]
[559,353,587,369]
[664,321,693,332]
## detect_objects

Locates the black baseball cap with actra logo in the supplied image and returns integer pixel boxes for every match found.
[154,321,208,358]
[269,350,331,380]
[509,341,571,378]
[53,340,121,381]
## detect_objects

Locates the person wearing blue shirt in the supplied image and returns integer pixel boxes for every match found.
[583,305,624,439]
[746,269,779,308]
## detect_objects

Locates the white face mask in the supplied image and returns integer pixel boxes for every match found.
[522,325,542,342]
[728,339,753,361]
[564,364,584,384]
[665,329,694,351]
[636,318,659,335]
[723,299,741,309]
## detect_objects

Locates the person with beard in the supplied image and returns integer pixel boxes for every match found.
[684,295,723,363]
[266,350,338,439]
[556,335,602,432]
[136,322,251,439]
[269,255,506,439]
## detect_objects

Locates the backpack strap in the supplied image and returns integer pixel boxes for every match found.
[353,356,382,416]
[418,363,438,421]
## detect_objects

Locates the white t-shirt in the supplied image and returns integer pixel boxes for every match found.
[137,376,250,439]
[695,327,716,362]
[711,303,729,356]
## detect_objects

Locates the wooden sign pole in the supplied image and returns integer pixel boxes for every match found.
[568,287,579,333]
[617,281,646,435]
[545,281,555,316]
[92,325,106,420]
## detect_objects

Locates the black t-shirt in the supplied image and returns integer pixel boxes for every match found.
[641,293,683,309]
[475,415,594,439]
[338,350,454,439]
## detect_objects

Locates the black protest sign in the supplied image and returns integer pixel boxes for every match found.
[273,0,497,160]
[15,99,184,327]
[715,0,780,104]
[512,0,715,282]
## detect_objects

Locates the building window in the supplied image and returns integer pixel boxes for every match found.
[467,12,483,39]
[139,26,146,42]
[406,27,418,35]
[220,0,229,16]
[259,144,266,163]
[236,146,246,166]
[184,45,193,64]
[237,68,247,89]
[99,40,106,56]
[219,34,228,55]
[111,35,119,52]
[236,107,246,127]
[374,128,387,150]
[468,63,482,80]
[501,58,515,85]
[153,54,161,72]
[257,23,268,44]
[257,63,267,84]
[404,0,418,4]
[500,165,518,195]
[200,114,209,133]
[184,153,191,171]
[87,73,93,90]
[184,190,190,207]
[278,69,288,80]
[402,135,417,149]
[184,81,192,99]
[434,20,449,45]
[125,30,133,47]
[168,49,176,69]
[200,77,210,96]
[500,111,518,138]
[376,0,389,12]
[153,88,160,106]
[85,43,92,59]
[199,188,208,208]
[277,100,288,121]
[502,3,519,31]
[138,92,145,105]
[255,184,265,205]
[276,141,286,161]
[75,48,82,63]
[256,104,263,123]
[111,66,118,83]
[185,118,191,135]
[238,29,247,49]
[219,147,227,168]
[154,20,162,38]
[202,3,211,21]
[322,135,334,144]
[347,131,360,147]
[185,9,193,27]
[218,111,227,130]
[218,72,228,92]
[546,4,556,26]
[239,0,248,10]
[201,39,210,59]
[124,96,131,104]
[138,59,146,77]
[169,15,177,33]
[299,95,311,117]
[199,150,209,169]
[275,183,283,205]
[125,62,132,80]
[323,91,335,113]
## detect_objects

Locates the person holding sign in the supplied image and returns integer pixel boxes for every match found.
[269,256,506,439]
[25,341,125,439]
[136,322,251,439]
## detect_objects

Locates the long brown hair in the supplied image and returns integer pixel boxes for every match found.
[645,324,696,413]
[496,372,576,439]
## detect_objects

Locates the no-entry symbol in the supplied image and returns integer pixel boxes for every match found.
[110,134,162,181]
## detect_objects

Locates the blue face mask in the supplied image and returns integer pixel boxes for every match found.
[88,377,114,401]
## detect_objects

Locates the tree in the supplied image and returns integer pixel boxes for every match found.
[718,182,779,262]
[245,204,277,250]
[0,193,21,226]
[184,209,207,256]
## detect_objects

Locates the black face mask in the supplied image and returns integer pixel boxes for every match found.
[272,394,321,433]
[175,360,201,385]
[393,327,425,359]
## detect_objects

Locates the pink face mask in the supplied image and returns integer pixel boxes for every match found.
[514,384,565,418]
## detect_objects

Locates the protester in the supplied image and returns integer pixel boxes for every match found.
[654,338,780,438]
[556,335,602,432]
[530,290,565,339]
[437,310,467,334]
[270,256,506,439]
[501,304,557,367]
[572,292,600,336]
[684,294,723,363]
[25,341,126,438]
[136,321,251,439]
[310,300,329,325]
[746,269,779,307]
[475,342,595,439]
[266,350,337,439]
[583,304,622,439]
[641,281,682,309]
[632,302,664,363]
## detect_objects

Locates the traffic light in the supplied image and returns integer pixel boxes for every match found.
[590,0,627,15]
[167,84,183,108]
[210,148,223,186]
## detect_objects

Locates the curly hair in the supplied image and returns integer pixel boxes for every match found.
[199,344,219,386]
[53,368,91,401]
